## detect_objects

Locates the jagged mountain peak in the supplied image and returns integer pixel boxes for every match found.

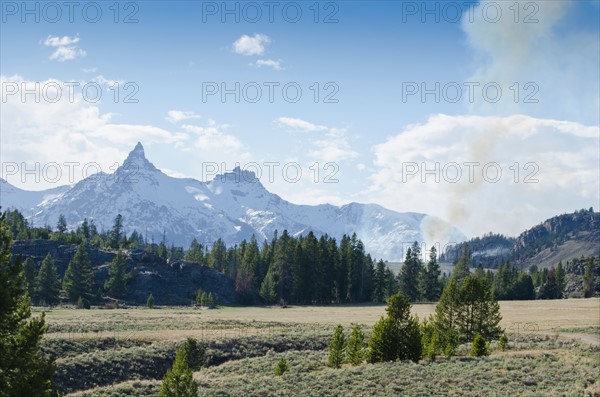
[122,142,158,172]
[0,143,466,260]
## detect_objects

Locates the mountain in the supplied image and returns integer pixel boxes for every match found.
[441,209,600,269]
[0,143,465,260]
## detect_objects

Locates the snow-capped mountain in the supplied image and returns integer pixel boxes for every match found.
[0,143,465,260]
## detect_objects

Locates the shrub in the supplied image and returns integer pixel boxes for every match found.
[470,334,490,357]
[147,293,155,308]
[368,293,422,363]
[182,338,205,371]
[328,325,346,368]
[159,347,199,397]
[77,296,90,309]
[498,334,509,351]
[345,326,366,366]
[274,357,289,376]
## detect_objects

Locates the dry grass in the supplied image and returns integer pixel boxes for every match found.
[36,298,600,341]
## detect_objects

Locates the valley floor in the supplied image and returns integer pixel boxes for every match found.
[34,299,600,396]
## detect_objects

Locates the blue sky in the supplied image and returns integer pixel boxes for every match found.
[1,0,599,238]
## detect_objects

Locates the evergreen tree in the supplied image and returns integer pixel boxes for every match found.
[208,239,227,272]
[345,325,366,365]
[56,214,67,235]
[0,214,56,396]
[62,242,94,302]
[421,246,442,302]
[556,261,565,299]
[470,334,490,357]
[147,293,155,308]
[159,347,199,397]
[273,357,289,376]
[452,243,471,284]
[328,324,346,368]
[372,260,385,303]
[456,276,502,341]
[435,275,502,343]
[399,243,423,302]
[104,251,127,298]
[181,338,205,371]
[513,273,535,300]
[368,292,422,363]
[158,242,169,260]
[35,253,61,306]
[23,257,37,301]
[583,258,595,298]
[538,268,559,299]
[109,214,123,249]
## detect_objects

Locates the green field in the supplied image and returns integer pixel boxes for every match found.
[35,299,600,396]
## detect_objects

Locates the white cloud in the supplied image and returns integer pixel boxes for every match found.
[368,114,599,238]
[252,59,283,70]
[43,35,86,62]
[166,110,201,124]
[182,123,244,152]
[0,74,188,189]
[276,117,327,132]
[43,35,80,47]
[275,117,358,163]
[49,46,86,62]
[233,34,271,56]
[93,75,124,87]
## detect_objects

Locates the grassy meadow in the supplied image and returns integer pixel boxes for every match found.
[34,299,600,396]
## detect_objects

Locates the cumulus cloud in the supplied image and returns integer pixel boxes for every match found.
[44,35,86,61]
[252,59,283,70]
[43,35,80,47]
[0,74,187,189]
[276,117,358,162]
[233,34,271,56]
[368,113,599,238]
[166,110,201,124]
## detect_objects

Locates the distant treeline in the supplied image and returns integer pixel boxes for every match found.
[2,208,597,305]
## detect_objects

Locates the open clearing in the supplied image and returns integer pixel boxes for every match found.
[34,299,600,396]
[38,298,600,342]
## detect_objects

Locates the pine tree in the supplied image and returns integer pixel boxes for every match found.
[147,293,155,308]
[345,325,366,365]
[452,243,471,284]
[35,253,61,306]
[105,251,127,298]
[185,239,204,264]
[23,257,37,301]
[328,324,346,368]
[181,338,205,371]
[0,213,56,396]
[368,292,422,363]
[470,334,490,357]
[556,261,565,299]
[538,268,559,299]
[62,242,95,302]
[159,347,199,397]
[435,275,502,343]
[399,243,423,301]
[56,214,67,235]
[421,246,442,302]
[110,214,123,249]
[273,357,289,376]
[456,276,502,341]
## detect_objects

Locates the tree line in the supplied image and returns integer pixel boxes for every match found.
[3,209,595,306]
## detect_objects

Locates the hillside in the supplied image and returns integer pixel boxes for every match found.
[10,240,240,306]
[442,209,599,269]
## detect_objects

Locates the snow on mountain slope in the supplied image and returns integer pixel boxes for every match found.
[0,143,466,260]
[0,178,70,217]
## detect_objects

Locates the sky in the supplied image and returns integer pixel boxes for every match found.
[1,0,599,239]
